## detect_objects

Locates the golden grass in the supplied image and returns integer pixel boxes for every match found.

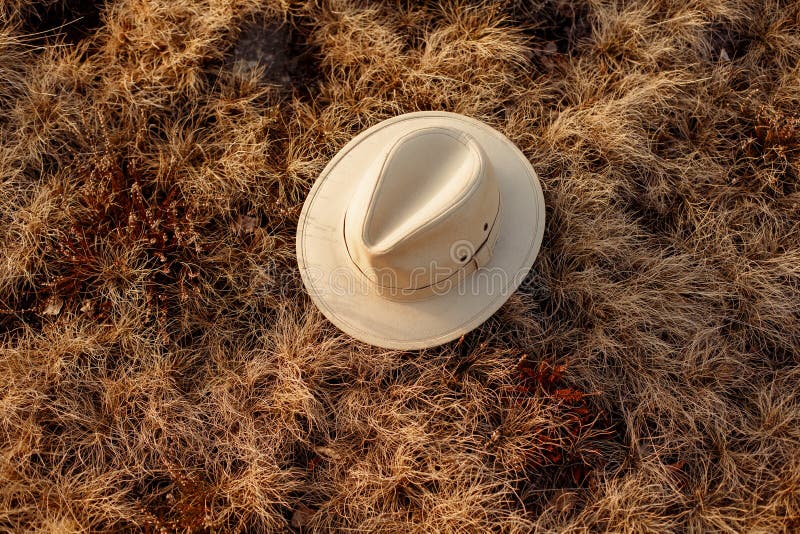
[1,0,799,531]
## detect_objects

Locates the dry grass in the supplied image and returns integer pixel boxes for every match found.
[1,0,799,531]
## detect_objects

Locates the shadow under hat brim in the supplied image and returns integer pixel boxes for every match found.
[296,112,546,350]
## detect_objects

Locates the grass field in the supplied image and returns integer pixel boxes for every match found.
[1,0,799,531]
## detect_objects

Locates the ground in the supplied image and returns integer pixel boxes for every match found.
[0,0,799,532]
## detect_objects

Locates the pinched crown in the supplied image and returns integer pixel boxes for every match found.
[343,126,502,298]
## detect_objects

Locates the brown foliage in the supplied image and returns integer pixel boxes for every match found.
[1,0,799,532]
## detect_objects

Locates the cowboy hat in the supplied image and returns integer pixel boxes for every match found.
[296,111,545,349]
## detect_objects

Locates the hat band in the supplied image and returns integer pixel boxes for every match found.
[343,198,502,302]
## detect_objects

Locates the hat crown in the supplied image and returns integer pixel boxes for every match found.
[344,126,501,293]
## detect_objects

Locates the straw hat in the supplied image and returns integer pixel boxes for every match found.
[296,112,545,349]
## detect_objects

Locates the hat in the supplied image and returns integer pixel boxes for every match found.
[296,111,545,349]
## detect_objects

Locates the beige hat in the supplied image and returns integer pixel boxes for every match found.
[296,112,545,349]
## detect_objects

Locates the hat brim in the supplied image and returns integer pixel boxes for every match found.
[296,112,545,349]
